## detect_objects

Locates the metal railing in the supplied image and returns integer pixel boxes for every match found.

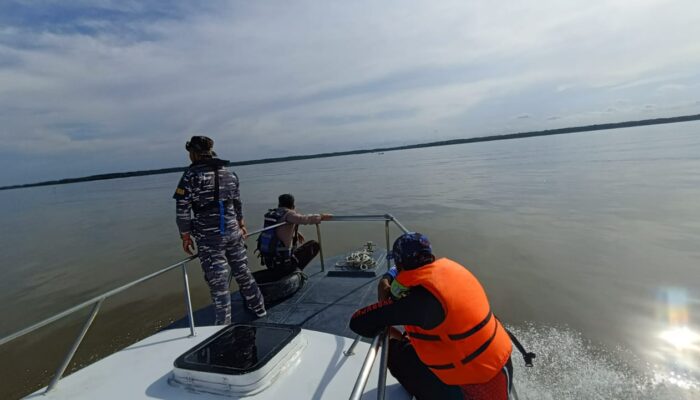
[348,332,385,400]
[316,214,409,399]
[344,329,391,400]
[0,212,411,396]
[325,214,410,400]
[315,213,410,272]
[0,255,200,393]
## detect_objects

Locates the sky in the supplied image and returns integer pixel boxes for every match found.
[1,0,699,186]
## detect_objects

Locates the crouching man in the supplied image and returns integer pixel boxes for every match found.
[349,233,514,400]
[256,193,331,273]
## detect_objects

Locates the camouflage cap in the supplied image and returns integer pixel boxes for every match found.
[391,232,434,270]
[185,136,214,155]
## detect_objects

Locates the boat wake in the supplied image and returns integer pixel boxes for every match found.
[508,324,699,400]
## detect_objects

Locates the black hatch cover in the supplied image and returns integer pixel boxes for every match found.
[174,323,300,375]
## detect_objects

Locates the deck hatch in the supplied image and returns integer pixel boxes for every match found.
[174,323,300,375]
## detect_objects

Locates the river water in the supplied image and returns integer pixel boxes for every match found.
[1,122,699,399]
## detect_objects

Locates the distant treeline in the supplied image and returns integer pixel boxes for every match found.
[2,113,699,191]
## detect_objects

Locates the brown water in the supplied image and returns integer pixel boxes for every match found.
[1,122,700,399]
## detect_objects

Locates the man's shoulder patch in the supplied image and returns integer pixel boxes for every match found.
[173,186,187,199]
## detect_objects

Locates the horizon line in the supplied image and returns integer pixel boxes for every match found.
[2,112,699,191]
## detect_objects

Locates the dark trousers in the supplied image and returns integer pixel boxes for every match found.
[388,339,463,400]
[197,234,265,325]
[268,240,320,274]
[291,240,320,270]
[387,339,513,400]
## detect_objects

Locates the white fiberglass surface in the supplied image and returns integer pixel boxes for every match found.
[27,327,410,400]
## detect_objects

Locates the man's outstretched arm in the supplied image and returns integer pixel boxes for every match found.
[285,210,332,225]
[349,286,445,337]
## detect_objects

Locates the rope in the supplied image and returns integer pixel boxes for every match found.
[335,242,378,270]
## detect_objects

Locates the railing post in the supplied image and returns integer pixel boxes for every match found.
[344,334,362,356]
[386,214,410,234]
[510,385,520,400]
[46,298,104,393]
[377,329,389,400]
[384,220,390,263]
[181,263,196,337]
[316,223,325,272]
[349,334,382,400]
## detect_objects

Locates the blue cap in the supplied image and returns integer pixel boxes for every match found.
[391,232,434,269]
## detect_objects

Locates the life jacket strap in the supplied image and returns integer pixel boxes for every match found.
[292,224,299,248]
[425,362,455,370]
[459,319,499,365]
[212,166,224,235]
[407,332,440,341]
[448,310,492,340]
[424,318,502,371]
[408,309,493,342]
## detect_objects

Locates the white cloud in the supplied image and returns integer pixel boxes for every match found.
[657,84,687,93]
[1,0,700,185]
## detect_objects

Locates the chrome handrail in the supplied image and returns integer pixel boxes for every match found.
[0,212,409,396]
[313,213,410,272]
[386,213,411,234]
[0,255,197,347]
[344,335,362,356]
[376,329,390,400]
[348,331,385,400]
[46,299,103,392]
[246,221,287,237]
[316,223,326,271]
[328,214,412,400]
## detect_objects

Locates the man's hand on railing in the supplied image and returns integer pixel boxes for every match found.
[320,213,333,221]
[181,233,196,255]
[388,326,404,341]
[238,218,248,239]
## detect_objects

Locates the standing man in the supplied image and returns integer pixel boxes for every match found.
[350,233,514,400]
[173,136,266,325]
[256,193,332,273]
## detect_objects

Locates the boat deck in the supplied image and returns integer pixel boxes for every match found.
[6,215,413,399]
[28,251,410,399]
[28,326,410,400]
[168,250,388,339]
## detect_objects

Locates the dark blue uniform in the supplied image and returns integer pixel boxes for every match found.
[174,158,265,324]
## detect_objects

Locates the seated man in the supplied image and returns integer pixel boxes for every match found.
[256,194,331,273]
[350,233,514,400]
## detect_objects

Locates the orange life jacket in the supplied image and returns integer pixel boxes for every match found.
[396,258,512,385]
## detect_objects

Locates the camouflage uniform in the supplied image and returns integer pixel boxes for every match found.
[173,158,265,325]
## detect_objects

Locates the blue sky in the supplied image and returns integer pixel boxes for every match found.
[1,0,699,186]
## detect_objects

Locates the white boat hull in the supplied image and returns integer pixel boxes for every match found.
[28,326,411,400]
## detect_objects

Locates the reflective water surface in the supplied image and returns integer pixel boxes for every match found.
[1,122,699,399]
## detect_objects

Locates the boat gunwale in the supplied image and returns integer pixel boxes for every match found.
[2,213,409,398]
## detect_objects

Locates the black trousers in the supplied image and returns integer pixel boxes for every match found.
[387,339,464,400]
[387,339,513,400]
[267,240,320,274]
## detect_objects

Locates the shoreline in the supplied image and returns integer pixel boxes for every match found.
[2,113,699,191]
